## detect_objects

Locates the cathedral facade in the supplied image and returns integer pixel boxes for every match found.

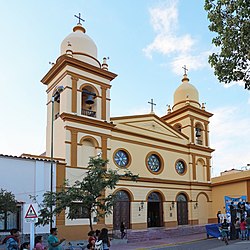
[41,21,214,239]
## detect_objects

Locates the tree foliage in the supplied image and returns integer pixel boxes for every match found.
[35,157,138,230]
[0,189,17,218]
[204,0,250,90]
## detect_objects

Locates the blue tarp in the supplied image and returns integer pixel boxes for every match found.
[205,224,221,238]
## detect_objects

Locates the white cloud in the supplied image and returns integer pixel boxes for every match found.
[143,2,220,74]
[143,1,196,59]
[170,53,208,75]
[222,80,245,89]
[210,106,250,176]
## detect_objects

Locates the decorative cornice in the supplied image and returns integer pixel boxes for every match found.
[162,105,213,120]
[111,113,158,121]
[187,143,215,153]
[212,176,250,186]
[60,112,115,130]
[41,55,117,85]
[119,176,212,187]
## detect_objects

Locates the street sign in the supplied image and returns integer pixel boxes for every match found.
[23,204,39,250]
[24,204,38,219]
[25,218,38,223]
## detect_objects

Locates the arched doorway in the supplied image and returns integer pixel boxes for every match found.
[147,192,163,227]
[113,190,130,230]
[177,193,188,225]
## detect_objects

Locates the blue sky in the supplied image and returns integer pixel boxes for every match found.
[0,0,249,177]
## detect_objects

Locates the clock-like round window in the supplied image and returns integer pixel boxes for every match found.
[114,149,130,168]
[175,160,186,175]
[147,154,161,173]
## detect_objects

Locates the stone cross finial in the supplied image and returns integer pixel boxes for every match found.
[74,13,85,25]
[148,99,156,113]
[182,65,188,75]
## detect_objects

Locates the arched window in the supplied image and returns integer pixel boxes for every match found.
[52,86,63,120]
[174,123,182,133]
[195,123,203,145]
[177,194,187,202]
[148,192,161,202]
[81,86,97,117]
[115,190,130,202]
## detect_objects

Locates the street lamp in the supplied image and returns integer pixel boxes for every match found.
[50,85,64,229]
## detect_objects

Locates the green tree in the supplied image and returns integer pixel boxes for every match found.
[204,0,250,90]
[35,157,138,231]
[0,189,17,219]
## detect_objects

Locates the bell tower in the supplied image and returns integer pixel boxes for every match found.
[41,20,117,168]
[162,72,214,182]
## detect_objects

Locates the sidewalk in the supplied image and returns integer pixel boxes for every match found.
[110,232,207,250]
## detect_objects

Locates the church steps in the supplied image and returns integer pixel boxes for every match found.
[123,225,206,243]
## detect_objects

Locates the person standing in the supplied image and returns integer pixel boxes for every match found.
[35,236,47,250]
[47,228,65,250]
[246,216,250,240]
[2,228,20,250]
[87,231,96,250]
[234,218,241,239]
[217,211,221,224]
[240,218,247,240]
[97,228,110,250]
[20,242,29,250]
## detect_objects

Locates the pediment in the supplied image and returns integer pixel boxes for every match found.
[112,114,188,142]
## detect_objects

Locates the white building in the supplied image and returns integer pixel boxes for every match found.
[0,154,56,235]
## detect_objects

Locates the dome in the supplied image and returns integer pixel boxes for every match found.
[173,74,200,111]
[60,24,99,67]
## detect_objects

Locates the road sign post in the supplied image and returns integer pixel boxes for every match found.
[24,204,38,250]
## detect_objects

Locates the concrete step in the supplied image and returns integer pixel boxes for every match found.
[124,225,207,243]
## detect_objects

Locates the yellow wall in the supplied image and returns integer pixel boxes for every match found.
[211,170,250,222]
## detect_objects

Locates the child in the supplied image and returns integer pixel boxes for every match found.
[87,231,96,250]
[35,236,47,250]
[20,242,30,250]
[240,218,247,240]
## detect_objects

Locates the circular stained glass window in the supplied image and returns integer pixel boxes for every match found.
[176,160,186,175]
[147,154,161,172]
[114,150,129,167]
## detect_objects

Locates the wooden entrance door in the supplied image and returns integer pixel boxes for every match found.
[113,191,130,230]
[147,192,163,227]
[177,194,188,225]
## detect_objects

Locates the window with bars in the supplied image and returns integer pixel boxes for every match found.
[0,207,20,231]
[70,204,89,219]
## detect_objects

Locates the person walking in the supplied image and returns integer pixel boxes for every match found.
[47,228,65,250]
[120,222,126,239]
[2,228,20,250]
[221,219,229,243]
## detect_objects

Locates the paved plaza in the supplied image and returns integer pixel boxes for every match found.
[110,236,250,250]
